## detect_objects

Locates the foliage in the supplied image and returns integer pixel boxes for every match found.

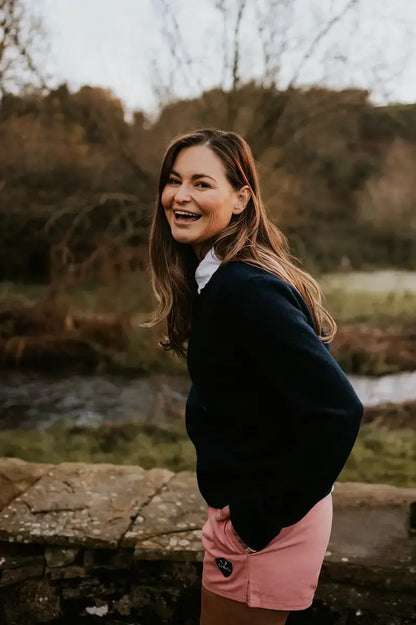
[0,276,186,375]
[1,84,416,284]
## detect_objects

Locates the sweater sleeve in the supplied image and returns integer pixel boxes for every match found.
[225,272,364,551]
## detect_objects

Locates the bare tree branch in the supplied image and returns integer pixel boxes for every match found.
[254,0,295,88]
[288,0,359,88]
[155,0,205,97]
[215,0,230,87]
[0,0,47,94]
[231,0,246,91]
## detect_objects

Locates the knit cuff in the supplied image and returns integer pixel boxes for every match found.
[229,496,282,552]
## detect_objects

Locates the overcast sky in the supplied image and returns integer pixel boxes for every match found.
[26,0,416,115]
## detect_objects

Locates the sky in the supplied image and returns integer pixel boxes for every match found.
[26,0,416,116]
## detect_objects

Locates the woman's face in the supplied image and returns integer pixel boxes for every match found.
[161,145,247,260]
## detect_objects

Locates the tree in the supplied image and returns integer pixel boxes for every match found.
[0,0,47,95]
[150,0,412,145]
[151,0,361,123]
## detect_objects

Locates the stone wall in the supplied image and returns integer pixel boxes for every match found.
[0,457,415,625]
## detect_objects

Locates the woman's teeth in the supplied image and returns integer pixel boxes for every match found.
[174,210,202,221]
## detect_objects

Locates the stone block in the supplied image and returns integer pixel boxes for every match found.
[0,457,52,510]
[46,564,88,580]
[0,462,173,548]
[328,482,416,571]
[44,546,80,567]
[333,482,416,508]
[0,563,45,586]
[123,471,206,561]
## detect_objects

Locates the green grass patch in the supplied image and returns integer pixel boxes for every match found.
[320,270,416,323]
[323,287,416,324]
[0,421,196,473]
[0,421,414,488]
[339,424,416,487]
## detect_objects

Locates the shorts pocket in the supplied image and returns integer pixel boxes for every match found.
[224,519,257,555]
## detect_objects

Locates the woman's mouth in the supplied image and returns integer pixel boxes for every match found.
[173,210,202,224]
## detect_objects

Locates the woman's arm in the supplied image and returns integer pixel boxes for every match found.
[223,271,363,551]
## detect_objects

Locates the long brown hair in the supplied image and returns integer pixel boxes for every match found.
[143,128,336,357]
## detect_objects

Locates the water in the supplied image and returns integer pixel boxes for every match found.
[0,372,190,431]
[349,371,416,407]
[0,370,415,431]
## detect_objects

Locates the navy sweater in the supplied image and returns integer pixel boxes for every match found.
[185,260,363,551]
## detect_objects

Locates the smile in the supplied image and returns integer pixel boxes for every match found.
[173,210,202,222]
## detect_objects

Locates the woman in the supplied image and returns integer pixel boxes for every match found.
[145,129,363,624]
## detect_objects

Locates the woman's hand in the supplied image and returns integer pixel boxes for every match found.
[216,505,258,553]
[215,505,231,521]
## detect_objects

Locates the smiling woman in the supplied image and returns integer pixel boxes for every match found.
[143,129,363,625]
[161,145,249,260]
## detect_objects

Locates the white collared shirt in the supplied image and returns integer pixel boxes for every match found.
[195,247,222,294]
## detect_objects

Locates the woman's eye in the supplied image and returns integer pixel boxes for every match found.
[166,178,210,188]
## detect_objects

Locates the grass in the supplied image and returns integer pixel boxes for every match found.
[320,269,416,294]
[0,421,414,488]
[323,287,416,324]
[0,421,196,473]
[319,268,416,323]
[339,424,416,487]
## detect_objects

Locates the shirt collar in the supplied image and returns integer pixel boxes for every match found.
[195,247,222,294]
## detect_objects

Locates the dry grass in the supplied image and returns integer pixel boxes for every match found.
[0,271,415,375]
[0,276,186,374]
[331,321,416,375]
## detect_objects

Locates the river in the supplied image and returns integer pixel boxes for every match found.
[0,370,415,431]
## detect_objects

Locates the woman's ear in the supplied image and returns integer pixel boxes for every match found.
[233,185,251,214]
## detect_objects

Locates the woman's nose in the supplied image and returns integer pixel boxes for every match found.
[174,183,191,203]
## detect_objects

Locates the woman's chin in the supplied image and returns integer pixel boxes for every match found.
[170,226,199,244]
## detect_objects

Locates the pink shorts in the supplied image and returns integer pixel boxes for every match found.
[201,493,333,611]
